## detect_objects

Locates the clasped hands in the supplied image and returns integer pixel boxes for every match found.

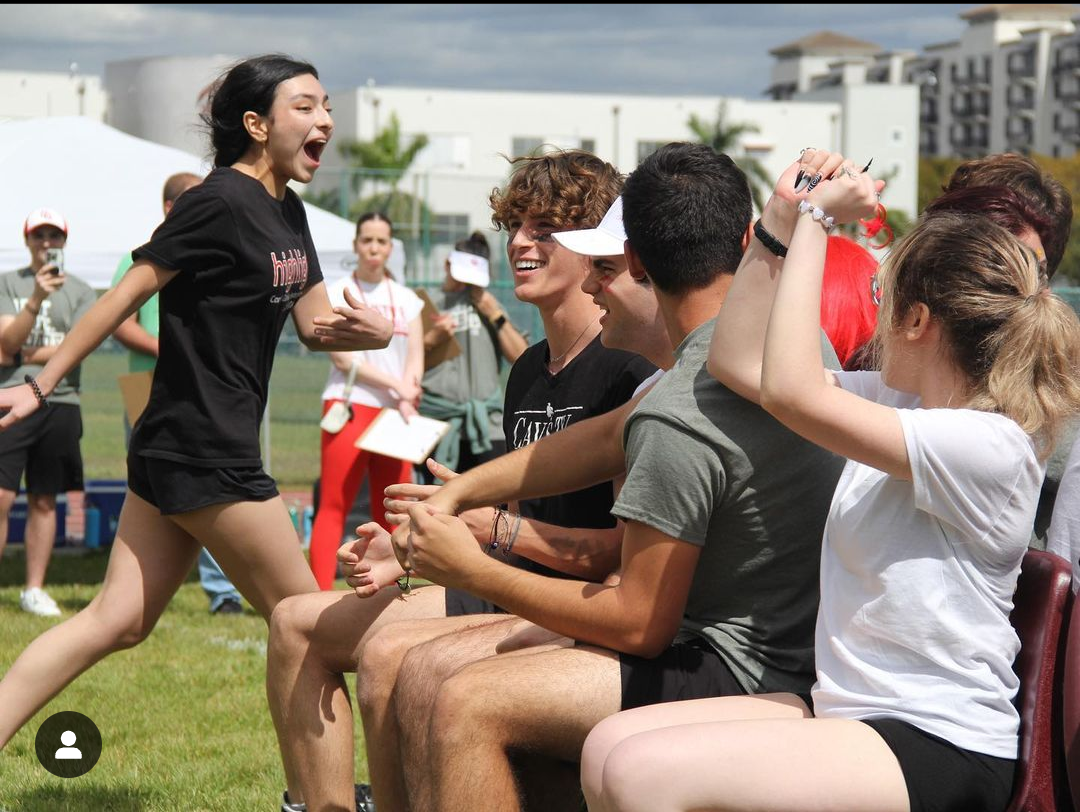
[336,458,493,597]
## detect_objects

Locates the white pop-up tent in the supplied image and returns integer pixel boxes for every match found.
[0,117,365,288]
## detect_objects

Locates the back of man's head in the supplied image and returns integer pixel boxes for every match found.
[489,149,621,231]
[943,153,1071,277]
[162,172,203,213]
[622,142,752,295]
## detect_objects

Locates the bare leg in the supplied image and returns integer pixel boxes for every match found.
[595,716,908,812]
[268,585,448,812]
[0,488,14,563]
[24,493,57,590]
[0,491,200,748]
[420,644,623,812]
[580,694,811,812]
[358,611,517,812]
[167,495,318,621]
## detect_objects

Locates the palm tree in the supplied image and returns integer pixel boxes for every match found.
[337,112,430,222]
[687,102,773,213]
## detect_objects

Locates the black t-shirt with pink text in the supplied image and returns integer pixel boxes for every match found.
[131,167,322,467]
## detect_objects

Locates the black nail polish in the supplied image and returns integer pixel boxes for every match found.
[861,158,873,173]
[794,170,804,189]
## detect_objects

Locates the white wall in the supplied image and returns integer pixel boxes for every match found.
[0,70,106,122]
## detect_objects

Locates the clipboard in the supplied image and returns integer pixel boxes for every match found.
[355,408,452,465]
[417,288,461,371]
[117,370,153,425]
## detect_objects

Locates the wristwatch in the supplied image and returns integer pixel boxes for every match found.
[492,313,508,330]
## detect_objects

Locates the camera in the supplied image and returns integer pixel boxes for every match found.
[44,248,64,275]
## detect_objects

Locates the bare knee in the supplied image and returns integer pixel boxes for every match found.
[428,668,496,750]
[600,737,662,812]
[357,623,417,712]
[268,594,317,657]
[87,601,156,652]
[581,714,627,803]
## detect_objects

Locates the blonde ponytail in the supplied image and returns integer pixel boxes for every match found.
[878,212,1080,456]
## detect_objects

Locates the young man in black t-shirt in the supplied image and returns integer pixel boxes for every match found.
[267,151,655,812]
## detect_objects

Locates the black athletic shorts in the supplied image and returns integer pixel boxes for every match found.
[863,718,1015,812]
[0,403,83,494]
[619,637,754,711]
[127,451,278,515]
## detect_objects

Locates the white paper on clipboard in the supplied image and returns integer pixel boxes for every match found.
[355,409,452,465]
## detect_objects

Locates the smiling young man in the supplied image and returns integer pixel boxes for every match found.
[372,143,844,812]
[0,208,96,617]
[267,149,655,812]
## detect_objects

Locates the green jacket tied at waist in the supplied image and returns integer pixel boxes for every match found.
[419,390,503,472]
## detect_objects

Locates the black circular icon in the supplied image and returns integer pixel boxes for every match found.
[34,711,102,778]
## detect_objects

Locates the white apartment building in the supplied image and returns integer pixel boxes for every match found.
[769,5,1080,160]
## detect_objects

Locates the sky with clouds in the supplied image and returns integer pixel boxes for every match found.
[2,4,975,97]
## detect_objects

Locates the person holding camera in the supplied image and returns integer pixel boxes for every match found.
[0,208,96,616]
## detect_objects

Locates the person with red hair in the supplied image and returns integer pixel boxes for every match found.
[821,235,879,370]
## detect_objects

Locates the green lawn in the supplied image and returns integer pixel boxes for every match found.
[0,551,369,811]
[80,349,330,490]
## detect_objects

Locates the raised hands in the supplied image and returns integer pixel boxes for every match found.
[312,287,393,349]
[800,150,882,226]
[337,521,407,598]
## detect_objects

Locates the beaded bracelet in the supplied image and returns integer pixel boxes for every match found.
[24,375,47,408]
[797,200,836,231]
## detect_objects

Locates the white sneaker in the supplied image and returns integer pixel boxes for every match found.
[20,587,61,617]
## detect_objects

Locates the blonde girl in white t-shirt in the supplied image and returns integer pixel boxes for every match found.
[580,150,1080,812]
[310,212,424,589]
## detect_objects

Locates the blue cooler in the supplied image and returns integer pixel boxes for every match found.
[83,480,128,548]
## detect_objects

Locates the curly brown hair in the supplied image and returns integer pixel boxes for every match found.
[489,149,622,232]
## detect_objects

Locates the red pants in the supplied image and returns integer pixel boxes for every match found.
[309,401,412,590]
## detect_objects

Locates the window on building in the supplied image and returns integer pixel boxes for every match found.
[637,140,666,163]
[511,137,544,158]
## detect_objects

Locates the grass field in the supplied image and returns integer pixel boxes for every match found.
[80,348,331,490]
[0,551,370,811]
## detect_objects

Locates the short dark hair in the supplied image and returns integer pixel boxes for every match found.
[621,142,752,295]
[202,54,318,168]
[943,153,1071,278]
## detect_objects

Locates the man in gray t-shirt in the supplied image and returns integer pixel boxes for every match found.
[615,319,840,696]
[0,208,96,617]
[385,144,844,811]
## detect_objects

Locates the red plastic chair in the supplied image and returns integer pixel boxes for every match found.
[1063,578,1080,811]
[1005,549,1073,812]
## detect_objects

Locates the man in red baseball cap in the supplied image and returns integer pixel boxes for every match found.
[0,208,95,616]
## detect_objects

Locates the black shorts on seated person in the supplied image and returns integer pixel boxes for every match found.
[619,637,815,711]
[863,718,1015,812]
[127,449,278,515]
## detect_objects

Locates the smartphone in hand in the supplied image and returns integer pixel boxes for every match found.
[44,248,64,275]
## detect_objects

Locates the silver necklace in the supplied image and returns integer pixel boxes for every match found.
[548,316,599,371]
